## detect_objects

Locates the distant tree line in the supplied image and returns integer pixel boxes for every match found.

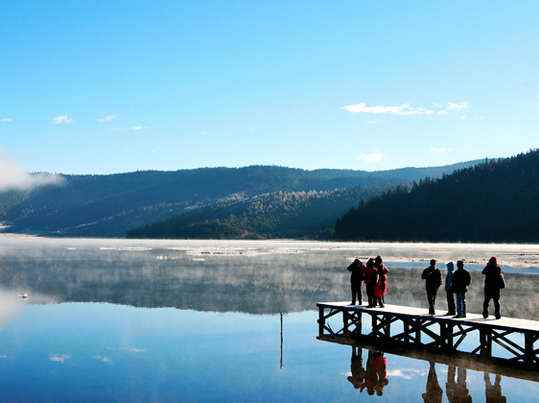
[335,150,539,243]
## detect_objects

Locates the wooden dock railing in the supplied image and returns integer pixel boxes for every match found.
[317,302,539,370]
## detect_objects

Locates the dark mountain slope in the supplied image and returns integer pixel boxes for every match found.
[335,150,539,242]
[0,161,480,237]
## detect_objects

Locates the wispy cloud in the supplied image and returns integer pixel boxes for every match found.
[0,117,13,123]
[97,114,116,123]
[127,125,147,131]
[429,146,452,154]
[0,150,64,191]
[387,368,427,380]
[343,101,469,116]
[52,115,73,125]
[344,103,435,116]
[49,354,70,363]
[120,347,146,353]
[447,101,468,111]
[358,152,384,163]
[95,355,112,364]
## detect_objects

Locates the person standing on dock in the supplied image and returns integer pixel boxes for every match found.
[422,259,442,315]
[452,260,471,318]
[445,262,456,316]
[374,256,388,308]
[347,259,365,305]
[365,258,378,308]
[482,257,505,319]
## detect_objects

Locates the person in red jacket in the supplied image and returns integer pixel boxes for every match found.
[373,256,389,308]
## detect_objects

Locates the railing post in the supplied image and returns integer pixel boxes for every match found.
[318,306,325,337]
[480,327,492,358]
[415,318,421,346]
[525,332,535,367]
[343,309,349,335]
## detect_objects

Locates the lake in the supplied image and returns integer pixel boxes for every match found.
[0,235,538,402]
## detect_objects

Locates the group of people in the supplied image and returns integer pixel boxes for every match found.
[347,256,388,308]
[347,255,506,319]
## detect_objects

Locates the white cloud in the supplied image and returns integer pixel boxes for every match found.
[0,117,13,123]
[447,101,468,110]
[95,355,112,364]
[49,354,70,363]
[121,347,146,353]
[429,146,452,154]
[343,103,435,116]
[343,101,469,116]
[0,150,64,191]
[52,115,73,125]
[97,114,116,123]
[387,368,427,380]
[358,152,384,163]
[127,125,146,131]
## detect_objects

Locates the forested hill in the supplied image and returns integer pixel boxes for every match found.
[335,150,539,243]
[0,162,479,238]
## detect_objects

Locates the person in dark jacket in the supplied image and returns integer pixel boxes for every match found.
[422,259,442,315]
[347,258,365,305]
[365,258,378,308]
[452,260,471,318]
[445,262,456,316]
[482,257,504,319]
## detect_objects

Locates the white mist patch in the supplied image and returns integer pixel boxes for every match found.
[0,150,64,191]
[0,289,24,328]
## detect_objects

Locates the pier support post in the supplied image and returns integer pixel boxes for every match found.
[525,333,536,367]
[480,327,492,358]
[318,306,325,337]
[343,310,349,335]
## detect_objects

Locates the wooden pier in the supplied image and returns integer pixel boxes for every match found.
[317,302,539,371]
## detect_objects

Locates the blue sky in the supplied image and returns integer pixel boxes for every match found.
[1,0,538,174]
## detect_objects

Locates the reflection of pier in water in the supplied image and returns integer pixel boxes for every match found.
[328,342,510,401]
[317,302,539,381]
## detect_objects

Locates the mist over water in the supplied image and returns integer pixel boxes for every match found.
[0,235,538,401]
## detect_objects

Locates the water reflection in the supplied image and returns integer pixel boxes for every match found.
[344,344,513,402]
[1,236,539,318]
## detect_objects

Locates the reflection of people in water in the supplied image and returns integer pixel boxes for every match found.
[347,348,388,396]
[422,362,443,403]
[484,372,506,403]
[347,346,366,389]
[446,365,472,403]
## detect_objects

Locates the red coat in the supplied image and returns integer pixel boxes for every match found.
[374,266,388,297]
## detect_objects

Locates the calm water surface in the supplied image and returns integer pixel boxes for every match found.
[0,235,538,402]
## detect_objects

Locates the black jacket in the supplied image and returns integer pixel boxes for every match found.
[452,268,471,293]
[422,266,442,290]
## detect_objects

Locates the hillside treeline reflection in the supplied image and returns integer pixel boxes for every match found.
[0,242,538,318]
